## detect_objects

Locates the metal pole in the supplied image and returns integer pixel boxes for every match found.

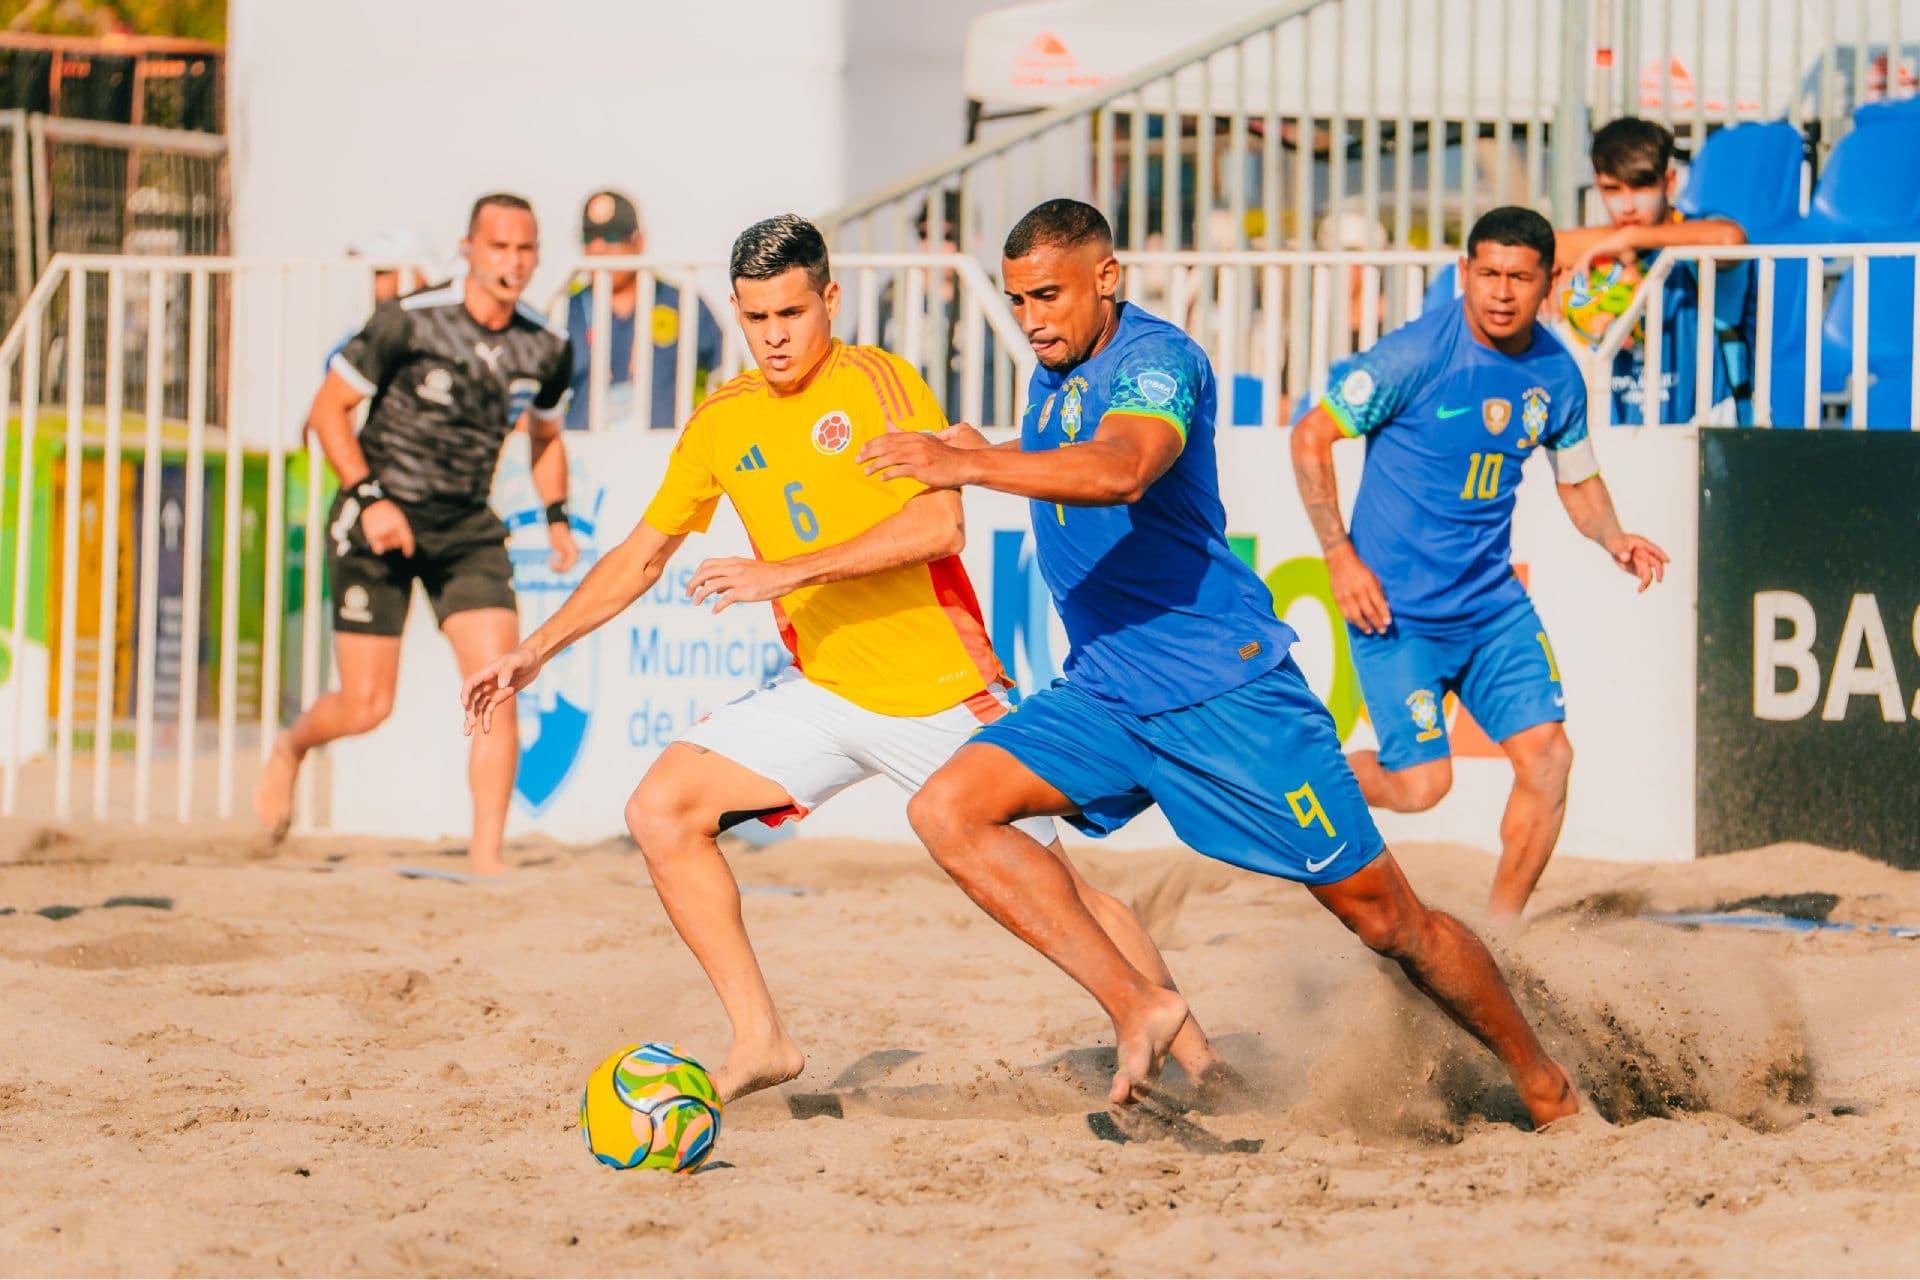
[1552,0,1591,226]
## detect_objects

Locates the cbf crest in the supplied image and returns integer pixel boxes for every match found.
[1481,397,1513,435]
[1060,376,1090,441]
[1405,688,1443,743]
[1521,385,1550,446]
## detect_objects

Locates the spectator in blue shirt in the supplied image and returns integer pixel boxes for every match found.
[564,189,722,430]
[1554,118,1753,425]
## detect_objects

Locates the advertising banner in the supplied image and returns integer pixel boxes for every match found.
[1698,430,1919,868]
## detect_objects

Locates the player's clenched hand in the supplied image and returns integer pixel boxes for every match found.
[548,521,580,574]
[1606,532,1669,592]
[360,499,415,557]
[461,643,541,736]
[1326,543,1393,635]
[858,425,976,489]
[687,556,796,614]
[936,421,992,450]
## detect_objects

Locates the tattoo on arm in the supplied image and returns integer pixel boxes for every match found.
[1296,456,1351,553]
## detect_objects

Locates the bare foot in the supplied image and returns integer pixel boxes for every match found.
[711,1035,806,1103]
[252,734,301,842]
[1522,1057,1581,1130]
[466,850,509,877]
[1109,988,1190,1108]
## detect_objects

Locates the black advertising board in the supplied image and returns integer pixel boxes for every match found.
[1698,429,1920,866]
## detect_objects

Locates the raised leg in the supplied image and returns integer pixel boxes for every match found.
[1346,749,1453,813]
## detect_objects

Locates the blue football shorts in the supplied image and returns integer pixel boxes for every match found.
[1348,596,1565,771]
[971,657,1384,886]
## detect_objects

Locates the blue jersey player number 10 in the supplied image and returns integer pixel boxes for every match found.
[1292,205,1671,919]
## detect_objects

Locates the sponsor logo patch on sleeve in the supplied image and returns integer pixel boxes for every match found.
[1136,370,1178,405]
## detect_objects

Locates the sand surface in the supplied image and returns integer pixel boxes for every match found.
[1,820,1916,1277]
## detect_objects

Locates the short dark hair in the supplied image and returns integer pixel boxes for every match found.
[729,214,831,290]
[1003,198,1113,259]
[1465,206,1556,269]
[468,192,534,233]
[1590,117,1674,187]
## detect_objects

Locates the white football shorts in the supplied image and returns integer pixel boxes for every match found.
[678,667,1057,845]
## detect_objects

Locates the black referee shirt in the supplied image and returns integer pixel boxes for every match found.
[331,282,574,509]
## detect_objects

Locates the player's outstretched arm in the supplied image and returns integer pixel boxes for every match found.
[1292,404,1392,634]
[857,415,1180,507]
[1555,473,1669,592]
[686,490,964,613]
[461,519,687,733]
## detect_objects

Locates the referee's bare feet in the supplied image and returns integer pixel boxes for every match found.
[252,733,300,843]
[466,848,509,877]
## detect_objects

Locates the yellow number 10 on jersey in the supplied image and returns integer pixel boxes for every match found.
[1460,452,1504,500]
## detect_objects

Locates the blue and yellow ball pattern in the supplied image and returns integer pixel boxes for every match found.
[580,1042,722,1173]
[1562,255,1643,350]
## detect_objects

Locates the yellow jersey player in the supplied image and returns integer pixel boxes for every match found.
[460,215,1235,1104]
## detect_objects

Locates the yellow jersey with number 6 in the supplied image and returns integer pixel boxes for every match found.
[642,341,1003,716]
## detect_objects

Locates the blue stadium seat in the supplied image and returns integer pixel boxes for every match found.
[1820,258,1918,428]
[1770,108,1920,242]
[1675,120,1804,235]
[1752,110,1920,421]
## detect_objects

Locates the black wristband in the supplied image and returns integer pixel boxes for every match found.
[545,501,569,527]
[352,478,386,505]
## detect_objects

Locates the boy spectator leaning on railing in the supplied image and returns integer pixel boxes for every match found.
[1554,117,1754,426]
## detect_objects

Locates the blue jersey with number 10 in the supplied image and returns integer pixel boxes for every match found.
[1023,302,1295,716]
[1319,303,1590,627]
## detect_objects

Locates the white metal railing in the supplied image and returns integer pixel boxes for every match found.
[824,0,1919,261]
[1113,248,1455,423]
[1,254,385,826]
[551,253,1036,434]
[0,251,1039,825]
[1587,241,1920,429]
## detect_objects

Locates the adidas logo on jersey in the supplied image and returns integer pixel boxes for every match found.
[734,445,769,472]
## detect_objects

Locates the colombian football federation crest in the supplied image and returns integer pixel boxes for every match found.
[1061,376,1090,441]
[812,410,853,455]
[1406,688,1443,742]
[1482,398,1513,435]
[1521,386,1550,445]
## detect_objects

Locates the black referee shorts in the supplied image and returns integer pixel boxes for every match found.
[326,492,516,636]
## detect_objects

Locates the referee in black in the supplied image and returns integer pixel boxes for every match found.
[256,193,576,874]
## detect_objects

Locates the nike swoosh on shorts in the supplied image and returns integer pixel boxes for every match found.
[1305,841,1348,874]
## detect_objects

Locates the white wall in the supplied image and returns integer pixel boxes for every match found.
[840,0,1008,207]
[231,0,879,292]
